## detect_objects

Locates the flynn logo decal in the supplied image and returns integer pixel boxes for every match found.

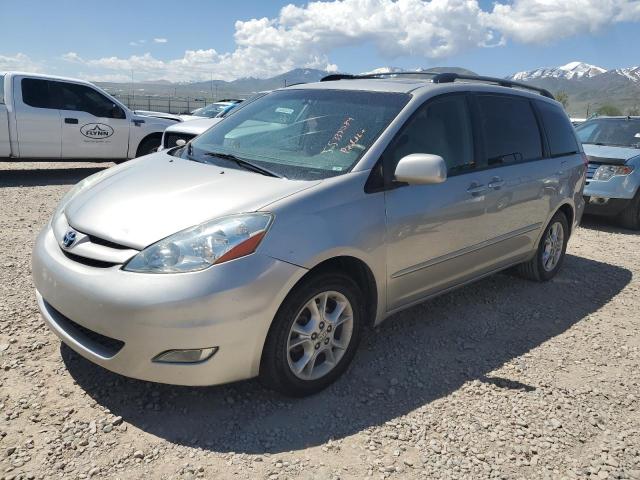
[80,123,114,139]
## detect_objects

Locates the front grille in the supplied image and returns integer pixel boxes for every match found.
[44,300,125,358]
[87,234,131,250]
[62,251,118,268]
[164,132,196,148]
[586,162,601,180]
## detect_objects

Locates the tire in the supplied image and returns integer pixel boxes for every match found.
[135,136,161,158]
[516,211,569,282]
[260,272,363,397]
[617,190,640,230]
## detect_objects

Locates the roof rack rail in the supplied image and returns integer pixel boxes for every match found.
[321,72,438,82]
[321,74,357,81]
[432,72,554,99]
[320,71,555,99]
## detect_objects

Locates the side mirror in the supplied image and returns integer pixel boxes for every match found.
[175,139,187,147]
[394,153,447,185]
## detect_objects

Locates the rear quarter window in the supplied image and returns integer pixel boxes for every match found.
[475,94,543,165]
[536,100,579,157]
[21,78,52,109]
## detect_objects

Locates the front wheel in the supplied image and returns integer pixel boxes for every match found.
[516,211,569,282]
[260,272,363,397]
[617,191,640,230]
[135,136,161,157]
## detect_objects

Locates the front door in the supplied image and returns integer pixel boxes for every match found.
[384,94,496,310]
[53,81,130,159]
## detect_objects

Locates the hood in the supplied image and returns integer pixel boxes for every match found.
[65,152,320,249]
[165,117,223,136]
[177,114,207,122]
[133,110,183,122]
[583,144,640,165]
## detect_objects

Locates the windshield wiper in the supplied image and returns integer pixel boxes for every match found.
[203,151,282,178]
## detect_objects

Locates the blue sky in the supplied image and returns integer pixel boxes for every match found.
[2,0,640,82]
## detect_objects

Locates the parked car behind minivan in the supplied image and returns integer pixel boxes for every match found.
[576,116,640,229]
[32,72,586,396]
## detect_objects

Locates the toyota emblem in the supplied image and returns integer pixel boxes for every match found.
[62,230,77,249]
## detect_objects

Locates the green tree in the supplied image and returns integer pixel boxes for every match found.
[596,104,623,116]
[555,91,569,110]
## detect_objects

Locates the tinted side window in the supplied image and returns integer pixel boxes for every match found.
[537,101,579,156]
[387,95,475,176]
[476,95,542,165]
[22,78,52,108]
[51,81,124,118]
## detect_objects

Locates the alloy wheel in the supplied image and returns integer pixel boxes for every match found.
[542,221,564,272]
[286,291,354,381]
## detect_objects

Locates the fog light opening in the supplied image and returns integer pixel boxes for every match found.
[153,347,218,364]
[589,196,609,205]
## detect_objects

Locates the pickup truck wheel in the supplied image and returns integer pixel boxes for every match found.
[135,136,161,157]
[516,211,569,282]
[617,191,640,230]
[260,272,363,397]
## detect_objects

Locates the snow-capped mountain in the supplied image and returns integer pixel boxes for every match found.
[609,66,640,83]
[508,62,606,81]
[504,61,640,116]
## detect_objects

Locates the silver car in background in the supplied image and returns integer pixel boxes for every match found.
[577,116,640,229]
[32,73,586,396]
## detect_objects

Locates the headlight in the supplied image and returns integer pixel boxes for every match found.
[124,213,273,273]
[592,165,634,181]
[52,168,113,224]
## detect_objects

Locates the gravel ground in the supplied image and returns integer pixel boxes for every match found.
[1,161,639,480]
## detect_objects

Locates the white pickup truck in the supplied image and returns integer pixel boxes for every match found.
[0,72,180,161]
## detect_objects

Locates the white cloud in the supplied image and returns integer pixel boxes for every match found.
[484,0,640,44]
[18,0,640,81]
[0,53,42,72]
[129,40,146,47]
[61,52,83,63]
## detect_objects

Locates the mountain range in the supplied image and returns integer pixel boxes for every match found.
[97,62,640,117]
[506,62,640,115]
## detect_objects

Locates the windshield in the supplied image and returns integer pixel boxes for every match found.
[192,103,236,118]
[187,89,409,180]
[576,118,640,148]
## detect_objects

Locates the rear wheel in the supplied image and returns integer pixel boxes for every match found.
[617,191,640,230]
[517,211,569,282]
[260,272,363,397]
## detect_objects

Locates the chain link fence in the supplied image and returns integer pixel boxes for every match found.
[108,93,215,115]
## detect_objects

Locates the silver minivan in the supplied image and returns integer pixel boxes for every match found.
[32,73,586,396]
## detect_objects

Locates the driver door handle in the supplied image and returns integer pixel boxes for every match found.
[64,118,78,124]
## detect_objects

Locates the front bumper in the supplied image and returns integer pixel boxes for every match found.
[583,196,632,216]
[583,175,638,217]
[32,226,307,386]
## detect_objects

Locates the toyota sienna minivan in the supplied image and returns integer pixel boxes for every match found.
[32,72,586,396]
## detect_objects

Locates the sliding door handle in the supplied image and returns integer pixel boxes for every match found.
[64,118,78,124]
[488,177,505,189]
[467,183,487,196]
